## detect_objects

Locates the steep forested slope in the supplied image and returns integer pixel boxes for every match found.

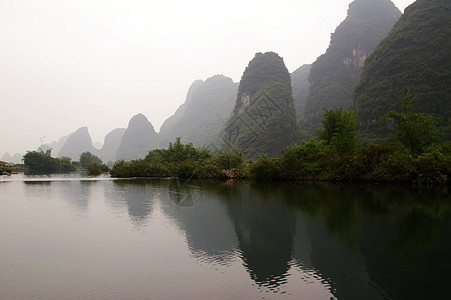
[301,0,401,134]
[354,0,451,139]
[223,52,298,158]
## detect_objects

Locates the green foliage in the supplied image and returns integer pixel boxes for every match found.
[224,52,298,159]
[317,108,359,155]
[87,162,103,176]
[23,150,60,174]
[23,150,76,174]
[80,151,103,168]
[236,52,292,100]
[111,140,246,180]
[248,156,282,181]
[110,160,169,178]
[280,140,327,179]
[145,137,210,164]
[301,0,401,135]
[59,157,76,173]
[414,145,451,184]
[370,150,416,182]
[110,122,450,184]
[214,152,243,170]
[354,0,451,139]
[382,95,440,155]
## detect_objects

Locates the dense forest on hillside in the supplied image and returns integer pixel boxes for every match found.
[301,0,401,136]
[223,52,298,159]
[353,0,451,140]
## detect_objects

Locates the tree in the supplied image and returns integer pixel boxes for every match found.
[59,156,76,172]
[145,137,210,163]
[87,162,103,176]
[317,108,359,155]
[382,95,439,156]
[79,152,103,168]
[23,149,60,174]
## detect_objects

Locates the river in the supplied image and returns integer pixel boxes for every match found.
[1,173,450,299]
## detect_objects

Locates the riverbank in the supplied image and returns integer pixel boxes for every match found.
[109,140,451,185]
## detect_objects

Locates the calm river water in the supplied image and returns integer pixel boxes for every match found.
[1,173,451,299]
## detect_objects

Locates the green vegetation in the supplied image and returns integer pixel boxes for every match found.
[223,52,298,159]
[300,0,401,137]
[80,151,108,176]
[316,108,359,155]
[353,0,451,140]
[110,138,244,179]
[382,95,440,156]
[111,107,451,185]
[80,151,103,168]
[87,162,104,176]
[23,149,76,174]
[22,149,108,176]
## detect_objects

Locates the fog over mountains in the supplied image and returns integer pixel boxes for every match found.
[4,0,446,164]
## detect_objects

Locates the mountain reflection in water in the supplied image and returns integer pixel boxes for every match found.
[1,176,450,299]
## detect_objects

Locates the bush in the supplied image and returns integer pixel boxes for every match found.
[87,162,103,176]
[80,152,103,168]
[248,156,282,181]
[414,146,450,184]
[110,160,169,178]
[317,108,359,155]
[370,151,416,182]
[214,152,243,170]
[280,140,327,179]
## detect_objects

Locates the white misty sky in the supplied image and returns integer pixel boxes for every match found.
[0,0,415,155]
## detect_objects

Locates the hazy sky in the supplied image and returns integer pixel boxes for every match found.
[0,0,415,155]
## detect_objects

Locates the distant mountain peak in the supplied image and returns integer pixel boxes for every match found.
[58,126,95,160]
[116,113,159,161]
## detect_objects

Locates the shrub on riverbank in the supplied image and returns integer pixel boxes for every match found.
[110,104,451,184]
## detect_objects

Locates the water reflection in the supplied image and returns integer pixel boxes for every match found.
[15,176,450,299]
[24,181,52,200]
[167,178,203,207]
[23,180,98,218]
[104,179,156,226]
[160,179,238,265]
[168,180,451,298]
[59,181,94,212]
[282,183,451,300]
[222,182,296,290]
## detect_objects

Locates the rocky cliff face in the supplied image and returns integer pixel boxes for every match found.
[301,0,401,135]
[223,52,298,158]
[354,0,451,139]
[116,114,159,161]
[159,75,237,149]
[58,127,95,160]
